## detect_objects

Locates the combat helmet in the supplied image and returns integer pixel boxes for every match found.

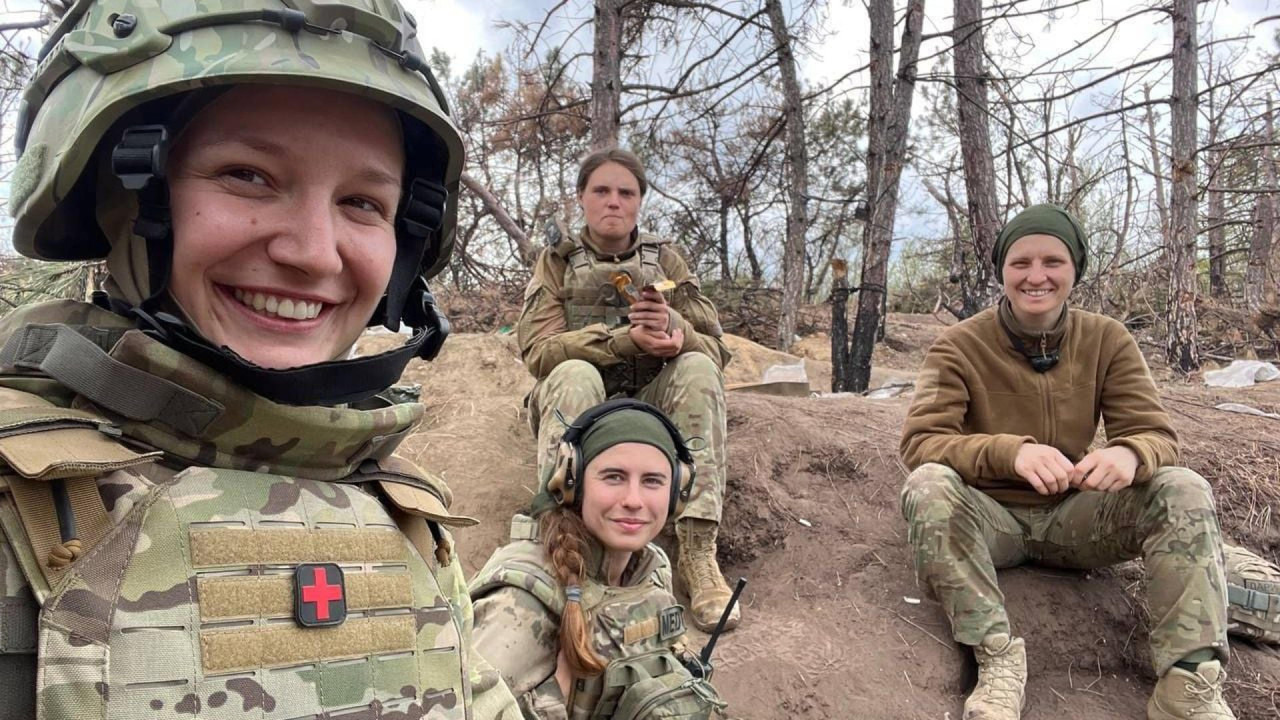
[9,0,463,405]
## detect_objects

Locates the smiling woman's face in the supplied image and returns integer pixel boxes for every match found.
[165,85,404,369]
[580,442,671,553]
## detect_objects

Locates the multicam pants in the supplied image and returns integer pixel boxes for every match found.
[529,354,727,524]
[901,463,1229,676]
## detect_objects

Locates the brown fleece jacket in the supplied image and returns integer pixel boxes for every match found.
[900,305,1179,505]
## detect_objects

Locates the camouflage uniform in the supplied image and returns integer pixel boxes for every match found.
[0,301,519,719]
[518,228,730,526]
[902,463,1227,676]
[468,515,720,720]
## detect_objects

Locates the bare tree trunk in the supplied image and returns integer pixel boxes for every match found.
[830,259,850,392]
[1166,0,1200,372]
[1206,149,1227,298]
[952,0,1000,312]
[1248,100,1278,314]
[765,0,810,351]
[591,0,624,150]
[738,201,763,283]
[846,0,925,392]
[1143,85,1170,241]
[717,197,732,283]
[459,172,535,265]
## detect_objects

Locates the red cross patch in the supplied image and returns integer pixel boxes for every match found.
[295,563,347,627]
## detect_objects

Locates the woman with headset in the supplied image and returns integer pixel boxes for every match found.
[469,399,724,720]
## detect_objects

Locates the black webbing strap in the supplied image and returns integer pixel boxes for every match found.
[0,325,222,436]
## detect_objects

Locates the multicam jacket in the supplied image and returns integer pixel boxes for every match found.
[0,300,519,720]
[516,227,731,395]
[468,515,691,720]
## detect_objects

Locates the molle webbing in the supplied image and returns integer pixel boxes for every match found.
[199,615,417,674]
[197,572,414,621]
[0,324,223,436]
[189,528,410,567]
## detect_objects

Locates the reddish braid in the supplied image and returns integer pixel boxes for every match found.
[541,507,607,676]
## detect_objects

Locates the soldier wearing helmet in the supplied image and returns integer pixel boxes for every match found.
[469,399,725,720]
[517,148,739,634]
[0,2,519,718]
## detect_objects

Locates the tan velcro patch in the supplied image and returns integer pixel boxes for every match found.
[190,528,408,568]
[200,615,415,674]
[623,617,660,645]
[197,571,414,621]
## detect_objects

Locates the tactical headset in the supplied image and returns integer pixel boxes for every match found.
[546,399,696,516]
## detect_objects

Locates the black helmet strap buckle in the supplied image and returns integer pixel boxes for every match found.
[381,176,447,331]
[111,125,173,306]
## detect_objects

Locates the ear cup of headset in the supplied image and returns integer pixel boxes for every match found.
[547,440,580,506]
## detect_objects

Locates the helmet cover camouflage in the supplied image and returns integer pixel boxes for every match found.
[10,0,464,285]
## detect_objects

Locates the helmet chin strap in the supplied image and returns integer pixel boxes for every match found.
[107,124,451,407]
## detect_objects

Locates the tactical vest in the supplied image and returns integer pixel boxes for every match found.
[555,229,670,394]
[468,514,724,720]
[0,301,477,720]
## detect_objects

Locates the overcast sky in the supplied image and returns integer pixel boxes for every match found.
[410,0,1278,89]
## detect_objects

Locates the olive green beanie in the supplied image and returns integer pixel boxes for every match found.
[577,408,679,476]
[992,203,1088,282]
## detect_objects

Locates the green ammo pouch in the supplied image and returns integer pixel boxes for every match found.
[1224,543,1280,645]
[590,650,725,720]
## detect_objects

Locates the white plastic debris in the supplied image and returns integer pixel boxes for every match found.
[903,596,922,605]
[762,361,809,385]
[1215,402,1280,420]
[797,518,813,528]
[1204,360,1280,388]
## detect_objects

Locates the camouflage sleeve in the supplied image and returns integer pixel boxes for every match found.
[900,336,1034,481]
[1098,322,1179,482]
[471,586,559,696]
[517,248,642,380]
[430,529,522,720]
[659,249,731,370]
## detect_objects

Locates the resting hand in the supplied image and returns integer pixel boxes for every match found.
[629,325,684,358]
[1013,443,1075,495]
[1071,446,1139,492]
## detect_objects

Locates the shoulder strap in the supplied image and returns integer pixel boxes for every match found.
[0,324,222,436]
[468,538,566,616]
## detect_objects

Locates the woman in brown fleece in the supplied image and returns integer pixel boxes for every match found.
[899,204,1233,720]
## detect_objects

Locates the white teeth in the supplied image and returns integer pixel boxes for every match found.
[231,289,322,320]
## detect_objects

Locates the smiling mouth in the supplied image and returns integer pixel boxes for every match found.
[612,518,648,530]
[229,287,324,321]
[1020,288,1055,298]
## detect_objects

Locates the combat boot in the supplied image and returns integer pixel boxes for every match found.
[1147,661,1236,720]
[676,518,740,632]
[963,633,1026,720]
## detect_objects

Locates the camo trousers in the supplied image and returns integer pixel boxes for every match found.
[529,355,726,523]
[901,463,1229,676]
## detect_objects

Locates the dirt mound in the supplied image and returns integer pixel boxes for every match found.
[376,321,1280,719]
